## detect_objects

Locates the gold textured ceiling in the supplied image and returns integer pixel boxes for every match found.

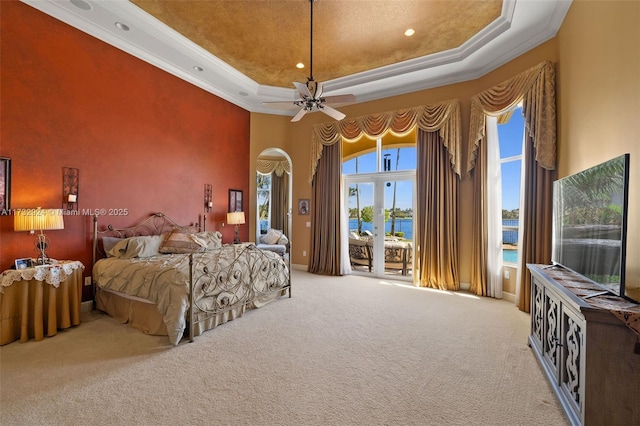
[130,0,502,88]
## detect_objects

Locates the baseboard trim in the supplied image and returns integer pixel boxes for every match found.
[81,301,93,313]
[502,291,516,304]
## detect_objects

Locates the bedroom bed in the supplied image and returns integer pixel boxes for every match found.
[91,212,290,345]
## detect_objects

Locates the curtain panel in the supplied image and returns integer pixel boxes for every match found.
[308,142,342,275]
[310,99,463,183]
[518,137,554,312]
[466,61,556,309]
[270,172,289,236]
[415,130,460,290]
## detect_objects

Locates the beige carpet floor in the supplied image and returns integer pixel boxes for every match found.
[0,270,568,425]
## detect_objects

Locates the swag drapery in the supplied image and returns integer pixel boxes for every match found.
[256,157,290,236]
[308,99,462,290]
[467,61,556,311]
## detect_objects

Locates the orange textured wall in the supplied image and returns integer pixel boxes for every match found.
[0,1,250,300]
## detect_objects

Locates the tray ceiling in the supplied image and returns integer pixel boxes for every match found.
[21,0,572,117]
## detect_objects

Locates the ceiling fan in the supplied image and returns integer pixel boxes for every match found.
[262,0,356,122]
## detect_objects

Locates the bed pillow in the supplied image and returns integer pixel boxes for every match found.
[107,235,164,258]
[191,231,223,251]
[159,227,205,254]
[262,228,282,245]
[102,237,122,257]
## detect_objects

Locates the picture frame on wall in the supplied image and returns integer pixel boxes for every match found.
[0,157,10,212]
[298,199,310,215]
[228,189,243,212]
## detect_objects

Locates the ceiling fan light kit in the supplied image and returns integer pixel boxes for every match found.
[263,0,355,122]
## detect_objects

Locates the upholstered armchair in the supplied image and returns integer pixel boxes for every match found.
[257,228,289,257]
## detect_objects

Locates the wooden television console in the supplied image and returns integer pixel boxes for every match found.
[527,264,639,426]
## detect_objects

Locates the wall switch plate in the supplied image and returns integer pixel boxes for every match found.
[306,221,311,227]
[84,276,92,286]
[303,250,307,257]
[504,270,510,279]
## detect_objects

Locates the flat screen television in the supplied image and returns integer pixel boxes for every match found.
[551,153,633,301]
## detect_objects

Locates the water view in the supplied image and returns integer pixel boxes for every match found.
[349,218,413,240]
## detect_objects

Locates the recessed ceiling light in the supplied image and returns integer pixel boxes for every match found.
[114,22,130,31]
[296,63,305,69]
[70,0,92,11]
[404,28,415,37]
[193,66,204,72]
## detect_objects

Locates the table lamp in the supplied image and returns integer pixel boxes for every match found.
[14,208,64,264]
[226,211,245,244]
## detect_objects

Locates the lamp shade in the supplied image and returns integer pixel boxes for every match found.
[14,211,36,232]
[14,208,64,232]
[40,209,65,231]
[227,211,245,225]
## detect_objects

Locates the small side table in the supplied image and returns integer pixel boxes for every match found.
[0,260,84,345]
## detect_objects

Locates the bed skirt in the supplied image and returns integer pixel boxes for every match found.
[95,287,284,341]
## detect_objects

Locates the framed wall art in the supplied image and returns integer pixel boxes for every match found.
[0,157,10,212]
[298,199,310,215]
[228,189,243,212]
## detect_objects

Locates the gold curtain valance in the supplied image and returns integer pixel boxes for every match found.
[309,99,462,182]
[467,61,556,172]
[256,157,290,177]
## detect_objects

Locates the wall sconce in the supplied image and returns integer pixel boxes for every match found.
[226,211,245,244]
[14,208,65,265]
[62,166,79,210]
[204,183,212,212]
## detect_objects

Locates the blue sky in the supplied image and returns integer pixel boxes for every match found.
[344,107,525,213]
[498,107,524,211]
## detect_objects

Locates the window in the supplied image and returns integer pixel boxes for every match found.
[497,107,525,264]
[343,129,417,175]
[256,173,271,235]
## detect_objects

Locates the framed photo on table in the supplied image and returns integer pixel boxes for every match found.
[15,258,32,270]
[0,157,10,211]
[228,189,243,212]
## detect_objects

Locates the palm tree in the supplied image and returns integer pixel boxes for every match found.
[390,148,400,236]
[347,157,363,234]
[256,174,271,231]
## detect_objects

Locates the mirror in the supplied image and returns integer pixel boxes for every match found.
[256,148,292,243]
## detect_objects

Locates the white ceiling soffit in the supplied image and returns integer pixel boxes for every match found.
[21,0,572,116]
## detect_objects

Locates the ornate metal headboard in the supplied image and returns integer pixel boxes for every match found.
[92,212,197,265]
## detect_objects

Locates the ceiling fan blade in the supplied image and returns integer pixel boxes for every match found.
[319,104,346,121]
[315,81,323,98]
[293,81,311,99]
[291,108,308,122]
[321,94,356,106]
[262,101,300,110]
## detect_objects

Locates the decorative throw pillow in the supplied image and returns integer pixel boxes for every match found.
[159,227,204,254]
[107,235,164,258]
[262,228,282,245]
